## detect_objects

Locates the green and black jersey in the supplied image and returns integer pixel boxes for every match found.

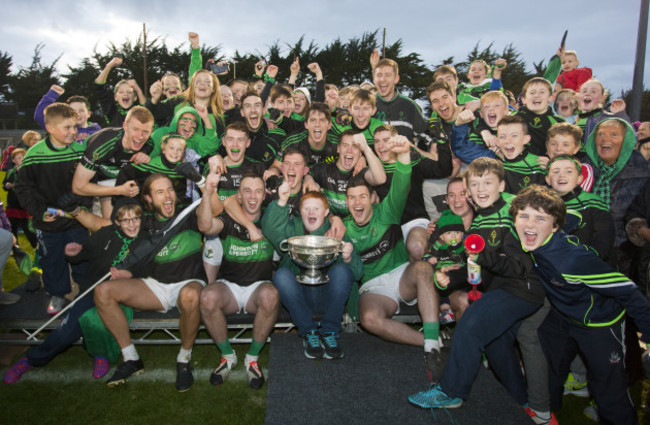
[282,130,339,168]
[374,148,452,223]
[501,150,547,195]
[246,123,285,169]
[374,91,432,148]
[344,161,411,284]
[213,159,266,201]
[141,210,206,283]
[113,156,188,206]
[561,187,614,259]
[81,128,154,180]
[216,213,275,286]
[515,106,565,156]
[330,117,384,147]
[14,136,90,232]
[309,162,357,217]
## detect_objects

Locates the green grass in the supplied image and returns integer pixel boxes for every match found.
[0,344,268,425]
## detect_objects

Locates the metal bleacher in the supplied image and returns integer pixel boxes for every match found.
[0,284,423,346]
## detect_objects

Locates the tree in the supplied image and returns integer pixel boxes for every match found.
[6,44,60,128]
[0,51,13,101]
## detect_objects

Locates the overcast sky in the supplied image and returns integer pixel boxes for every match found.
[1,0,647,98]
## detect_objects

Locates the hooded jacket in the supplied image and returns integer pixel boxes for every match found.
[585,118,650,246]
[150,106,220,158]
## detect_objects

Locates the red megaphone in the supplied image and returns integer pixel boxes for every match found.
[464,234,485,254]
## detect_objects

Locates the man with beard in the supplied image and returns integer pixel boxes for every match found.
[94,173,220,392]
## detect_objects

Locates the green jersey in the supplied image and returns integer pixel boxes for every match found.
[344,161,411,284]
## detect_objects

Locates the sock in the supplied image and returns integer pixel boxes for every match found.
[531,408,550,420]
[121,344,139,362]
[177,347,192,363]
[247,339,265,357]
[223,352,238,367]
[216,340,234,355]
[245,353,258,368]
[423,322,440,352]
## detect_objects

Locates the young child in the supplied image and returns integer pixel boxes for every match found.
[457,59,506,100]
[553,89,579,123]
[555,50,593,93]
[409,158,551,423]
[34,85,102,143]
[546,155,614,259]
[544,122,594,191]
[496,115,546,194]
[516,77,565,156]
[113,134,189,207]
[576,78,630,143]
[423,209,468,324]
[337,86,356,110]
[13,103,91,315]
[450,90,511,164]
[94,57,145,127]
[511,184,650,425]
[3,149,37,250]
[1,130,42,172]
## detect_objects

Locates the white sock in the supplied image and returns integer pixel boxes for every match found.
[424,338,441,352]
[177,347,192,363]
[223,352,238,367]
[531,408,550,420]
[245,354,258,367]
[122,344,139,362]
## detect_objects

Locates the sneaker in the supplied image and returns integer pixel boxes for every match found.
[175,362,193,392]
[24,270,42,293]
[46,296,65,315]
[564,372,589,397]
[320,332,343,360]
[106,359,144,387]
[0,291,20,305]
[524,407,559,425]
[424,346,450,383]
[408,384,463,409]
[93,356,109,379]
[583,399,599,422]
[303,330,324,359]
[3,357,32,384]
[439,310,455,325]
[209,357,236,385]
[245,360,265,390]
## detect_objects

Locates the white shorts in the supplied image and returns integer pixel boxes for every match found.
[203,236,223,266]
[142,277,206,313]
[401,218,430,241]
[217,279,268,314]
[97,179,117,187]
[358,262,416,313]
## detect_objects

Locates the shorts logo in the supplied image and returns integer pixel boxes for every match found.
[205,248,214,259]
[609,351,621,365]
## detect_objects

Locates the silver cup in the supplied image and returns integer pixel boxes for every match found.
[280,235,341,285]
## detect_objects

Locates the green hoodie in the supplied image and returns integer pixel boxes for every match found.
[150,105,221,158]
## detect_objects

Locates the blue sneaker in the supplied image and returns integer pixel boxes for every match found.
[320,332,343,359]
[303,330,324,359]
[408,385,462,409]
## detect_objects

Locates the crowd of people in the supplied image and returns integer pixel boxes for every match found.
[1,30,650,424]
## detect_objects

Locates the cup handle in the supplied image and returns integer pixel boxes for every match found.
[279,239,289,252]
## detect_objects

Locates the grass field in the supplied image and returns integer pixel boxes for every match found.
[1,172,650,424]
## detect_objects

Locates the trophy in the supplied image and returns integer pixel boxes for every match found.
[280,235,341,285]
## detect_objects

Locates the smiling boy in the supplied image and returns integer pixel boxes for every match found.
[330,89,385,146]
[496,115,547,194]
[511,184,650,425]
[515,77,565,156]
[546,155,613,259]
